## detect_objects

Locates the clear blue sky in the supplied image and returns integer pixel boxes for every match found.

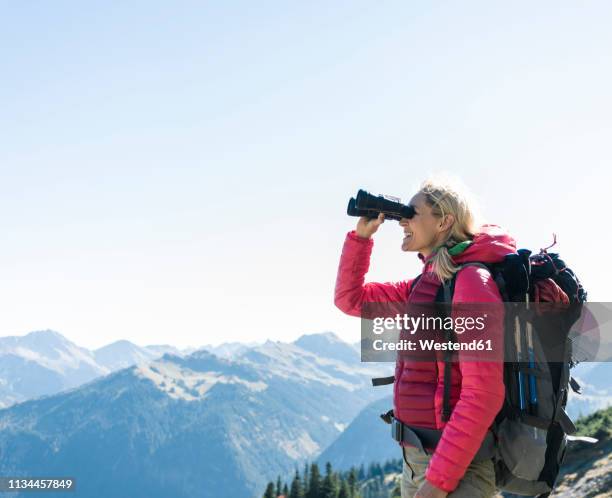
[1,1,610,349]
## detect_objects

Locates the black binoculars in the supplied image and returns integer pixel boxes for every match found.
[346,189,416,221]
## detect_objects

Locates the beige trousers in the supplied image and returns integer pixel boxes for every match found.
[400,445,498,498]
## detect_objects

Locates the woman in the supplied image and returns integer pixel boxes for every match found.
[334,179,516,498]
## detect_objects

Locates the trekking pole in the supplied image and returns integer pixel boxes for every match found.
[514,312,527,411]
[526,296,538,410]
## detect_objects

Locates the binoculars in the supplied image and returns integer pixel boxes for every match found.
[347,189,416,221]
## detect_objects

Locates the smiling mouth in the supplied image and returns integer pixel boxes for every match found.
[403,232,413,240]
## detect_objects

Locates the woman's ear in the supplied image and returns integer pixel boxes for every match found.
[439,214,455,231]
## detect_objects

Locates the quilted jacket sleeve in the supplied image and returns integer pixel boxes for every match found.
[334,230,413,317]
[424,265,506,492]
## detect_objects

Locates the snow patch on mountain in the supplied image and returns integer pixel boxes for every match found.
[134,359,267,401]
[0,331,107,376]
[239,340,378,391]
[278,430,320,459]
[93,340,159,371]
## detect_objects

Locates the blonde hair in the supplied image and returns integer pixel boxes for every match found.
[417,175,481,282]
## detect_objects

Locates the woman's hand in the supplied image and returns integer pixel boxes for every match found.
[414,480,448,498]
[355,213,385,239]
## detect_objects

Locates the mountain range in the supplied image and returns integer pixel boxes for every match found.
[0,330,391,497]
[0,329,191,408]
[0,328,608,497]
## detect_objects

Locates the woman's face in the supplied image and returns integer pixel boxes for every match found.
[399,193,450,255]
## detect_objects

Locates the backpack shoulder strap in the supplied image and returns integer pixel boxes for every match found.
[439,262,495,421]
[436,261,493,304]
[371,272,426,387]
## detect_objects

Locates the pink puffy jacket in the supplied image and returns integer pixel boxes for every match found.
[334,224,516,492]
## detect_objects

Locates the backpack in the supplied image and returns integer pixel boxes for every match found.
[372,237,596,497]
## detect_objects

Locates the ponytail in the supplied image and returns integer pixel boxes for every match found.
[430,244,460,282]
